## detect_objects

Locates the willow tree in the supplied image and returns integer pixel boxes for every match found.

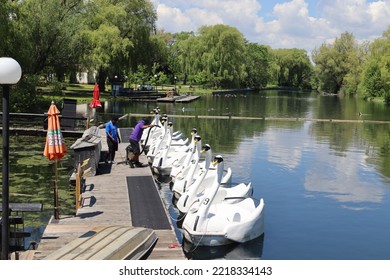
[243,43,272,88]
[178,34,208,87]
[0,0,15,56]
[312,32,360,94]
[271,48,312,89]
[83,0,157,91]
[360,28,390,101]
[196,24,246,88]
[5,0,87,79]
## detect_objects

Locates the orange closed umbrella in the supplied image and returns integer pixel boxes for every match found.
[43,101,67,219]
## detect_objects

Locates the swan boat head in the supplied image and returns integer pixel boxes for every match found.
[176,144,212,213]
[171,136,203,199]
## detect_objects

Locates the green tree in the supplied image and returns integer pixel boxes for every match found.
[272,48,312,89]
[343,41,370,95]
[312,32,360,94]
[197,24,246,88]
[179,35,205,86]
[82,0,156,91]
[0,0,15,56]
[243,43,272,88]
[359,28,390,101]
[14,0,87,79]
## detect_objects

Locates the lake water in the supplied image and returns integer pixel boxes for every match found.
[4,90,390,260]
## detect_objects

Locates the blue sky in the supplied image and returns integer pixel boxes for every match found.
[151,0,390,55]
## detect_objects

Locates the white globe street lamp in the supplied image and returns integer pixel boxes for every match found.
[154,74,158,92]
[0,57,22,260]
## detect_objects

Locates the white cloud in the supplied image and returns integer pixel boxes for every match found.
[152,0,390,54]
[260,122,386,204]
[259,0,337,51]
[155,4,193,32]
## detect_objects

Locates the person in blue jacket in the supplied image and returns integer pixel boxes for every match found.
[105,116,121,164]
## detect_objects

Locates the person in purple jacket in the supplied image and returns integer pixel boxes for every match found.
[129,119,155,167]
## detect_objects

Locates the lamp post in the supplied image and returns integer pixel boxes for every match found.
[154,74,158,92]
[0,57,22,260]
[174,76,177,92]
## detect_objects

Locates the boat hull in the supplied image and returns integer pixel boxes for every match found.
[182,229,235,246]
[182,198,265,246]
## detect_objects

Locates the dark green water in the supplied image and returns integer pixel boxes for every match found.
[2,90,390,259]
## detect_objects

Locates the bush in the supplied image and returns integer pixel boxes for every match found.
[49,80,66,96]
[383,91,390,104]
[11,75,45,112]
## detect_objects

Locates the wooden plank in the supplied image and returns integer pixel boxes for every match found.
[34,135,186,260]
[43,226,158,260]
[176,96,200,103]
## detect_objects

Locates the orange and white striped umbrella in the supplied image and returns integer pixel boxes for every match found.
[43,101,67,160]
[43,101,66,219]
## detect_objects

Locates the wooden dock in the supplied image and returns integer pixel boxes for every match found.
[27,128,186,260]
[157,95,200,103]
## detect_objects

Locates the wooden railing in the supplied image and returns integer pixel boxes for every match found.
[0,112,88,136]
[75,158,91,211]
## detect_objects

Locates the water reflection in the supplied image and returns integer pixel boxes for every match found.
[241,119,389,205]
[5,90,390,259]
[182,234,264,260]
[157,179,265,260]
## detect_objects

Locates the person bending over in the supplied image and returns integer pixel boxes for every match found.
[129,119,155,167]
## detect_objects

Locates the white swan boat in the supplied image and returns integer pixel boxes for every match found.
[171,136,203,201]
[170,129,199,183]
[182,155,265,246]
[171,142,232,203]
[146,116,169,163]
[176,147,253,214]
[141,108,164,151]
[152,128,197,177]
[147,118,187,163]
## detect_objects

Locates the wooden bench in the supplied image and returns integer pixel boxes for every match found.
[1,203,43,252]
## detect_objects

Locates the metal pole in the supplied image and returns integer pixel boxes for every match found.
[54,159,59,219]
[1,85,10,260]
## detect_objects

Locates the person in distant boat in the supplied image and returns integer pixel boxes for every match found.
[129,118,155,167]
[105,116,121,164]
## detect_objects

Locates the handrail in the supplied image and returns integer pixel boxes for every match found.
[0,112,87,120]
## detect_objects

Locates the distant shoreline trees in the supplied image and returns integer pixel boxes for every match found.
[2,0,390,109]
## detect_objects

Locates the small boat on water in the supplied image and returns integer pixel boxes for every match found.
[181,155,265,246]
[43,225,158,260]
